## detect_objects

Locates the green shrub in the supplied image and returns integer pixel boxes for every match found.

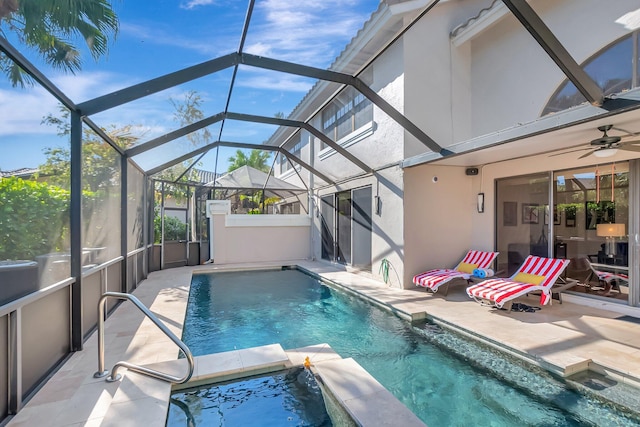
[0,177,70,260]
[153,210,187,243]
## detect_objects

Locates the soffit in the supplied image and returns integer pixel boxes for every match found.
[403,90,640,168]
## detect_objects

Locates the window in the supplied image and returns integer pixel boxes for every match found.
[280,133,303,173]
[542,32,639,115]
[321,86,372,148]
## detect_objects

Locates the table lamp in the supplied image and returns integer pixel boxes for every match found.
[596,223,626,257]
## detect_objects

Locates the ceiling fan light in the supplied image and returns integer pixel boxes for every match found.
[593,148,618,158]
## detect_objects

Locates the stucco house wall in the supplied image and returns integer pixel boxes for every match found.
[403,164,476,287]
[467,0,637,137]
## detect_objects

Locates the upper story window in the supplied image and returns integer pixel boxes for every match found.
[280,133,303,173]
[542,31,639,116]
[321,86,372,148]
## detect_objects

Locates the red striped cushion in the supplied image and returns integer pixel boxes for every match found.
[457,250,498,271]
[596,271,628,283]
[466,256,570,307]
[413,269,466,290]
[413,250,498,292]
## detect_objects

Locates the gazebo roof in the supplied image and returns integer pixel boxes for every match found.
[209,165,306,195]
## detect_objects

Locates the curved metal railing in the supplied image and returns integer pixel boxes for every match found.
[93,292,194,384]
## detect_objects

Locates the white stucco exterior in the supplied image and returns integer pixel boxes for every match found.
[267,0,640,303]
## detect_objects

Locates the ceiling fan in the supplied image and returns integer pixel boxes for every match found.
[552,125,640,159]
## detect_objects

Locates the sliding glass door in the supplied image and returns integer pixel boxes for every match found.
[554,163,629,303]
[352,187,372,270]
[336,191,352,264]
[496,173,550,276]
[320,195,335,261]
[495,162,632,305]
[319,187,372,270]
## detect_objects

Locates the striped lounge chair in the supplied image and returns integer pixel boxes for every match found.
[586,260,628,294]
[413,250,498,294]
[466,255,570,309]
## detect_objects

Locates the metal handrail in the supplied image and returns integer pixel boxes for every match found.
[94,291,194,384]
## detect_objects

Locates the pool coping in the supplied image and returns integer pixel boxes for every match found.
[101,343,426,427]
[296,265,640,387]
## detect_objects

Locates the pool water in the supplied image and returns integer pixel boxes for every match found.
[167,368,333,427]
[181,269,640,426]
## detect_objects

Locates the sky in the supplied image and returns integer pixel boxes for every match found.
[0,0,380,174]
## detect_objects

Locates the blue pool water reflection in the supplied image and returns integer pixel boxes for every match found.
[167,368,332,427]
[180,269,639,426]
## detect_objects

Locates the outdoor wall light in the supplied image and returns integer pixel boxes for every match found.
[375,195,382,216]
[477,193,485,213]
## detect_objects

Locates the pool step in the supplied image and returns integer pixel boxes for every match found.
[101,343,427,427]
[101,344,290,426]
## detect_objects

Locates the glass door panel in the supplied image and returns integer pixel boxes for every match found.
[555,163,629,302]
[336,191,352,264]
[320,195,335,261]
[496,173,550,276]
[352,186,372,270]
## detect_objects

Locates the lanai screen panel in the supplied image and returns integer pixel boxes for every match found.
[81,122,122,266]
[0,65,72,290]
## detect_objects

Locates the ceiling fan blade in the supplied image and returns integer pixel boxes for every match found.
[578,149,596,159]
[549,147,590,157]
[620,139,640,146]
[620,145,640,153]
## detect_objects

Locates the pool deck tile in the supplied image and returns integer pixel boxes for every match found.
[9,260,640,426]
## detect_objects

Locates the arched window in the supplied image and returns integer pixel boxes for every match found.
[542,31,639,116]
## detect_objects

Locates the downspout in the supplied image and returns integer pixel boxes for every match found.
[308,132,316,261]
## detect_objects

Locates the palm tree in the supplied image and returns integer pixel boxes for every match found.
[0,0,118,87]
[227,149,271,172]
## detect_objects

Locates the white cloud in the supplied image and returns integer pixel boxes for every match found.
[0,82,69,136]
[180,0,218,10]
[245,0,368,67]
[119,1,374,68]
[0,70,190,140]
[235,71,312,93]
[52,71,137,103]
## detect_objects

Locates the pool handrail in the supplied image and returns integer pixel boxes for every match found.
[93,291,194,384]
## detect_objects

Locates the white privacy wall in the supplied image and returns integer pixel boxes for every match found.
[210,214,311,265]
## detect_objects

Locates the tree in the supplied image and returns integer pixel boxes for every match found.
[155,90,213,182]
[41,108,138,192]
[227,149,271,173]
[170,90,212,147]
[0,0,119,87]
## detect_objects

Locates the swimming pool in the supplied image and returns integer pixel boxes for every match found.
[181,268,640,426]
[167,368,334,426]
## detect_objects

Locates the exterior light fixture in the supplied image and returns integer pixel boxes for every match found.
[477,193,485,213]
[375,196,382,216]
